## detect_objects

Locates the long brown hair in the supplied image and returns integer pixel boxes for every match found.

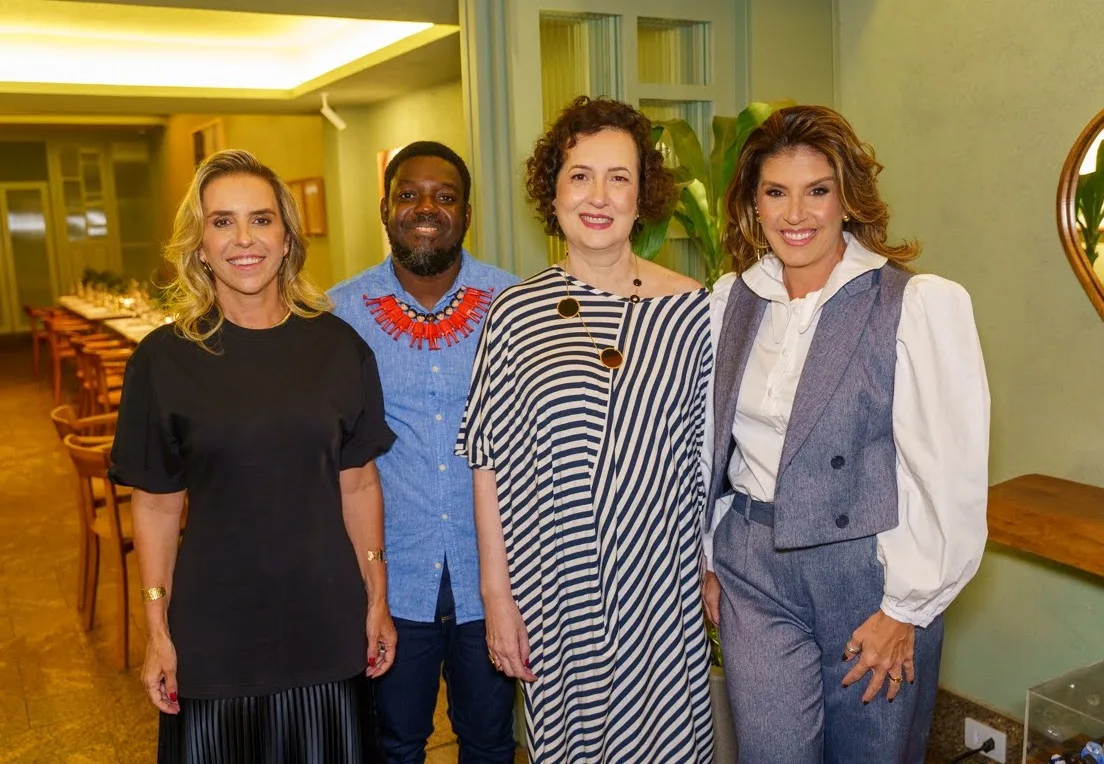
[722,105,920,275]
[160,149,330,351]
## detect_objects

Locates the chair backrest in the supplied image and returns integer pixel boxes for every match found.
[42,314,89,355]
[23,305,47,332]
[50,404,118,440]
[63,434,125,541]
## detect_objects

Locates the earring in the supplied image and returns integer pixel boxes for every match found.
[843,213,851,222]
[754,206,761,222]
[200,259,213,277]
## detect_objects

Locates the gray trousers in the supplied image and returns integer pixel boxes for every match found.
[714,494,942,763]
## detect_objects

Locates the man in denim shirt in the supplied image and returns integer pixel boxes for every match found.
[329,142,519,763]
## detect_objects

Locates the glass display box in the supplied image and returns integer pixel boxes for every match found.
[1025,659,1104,763]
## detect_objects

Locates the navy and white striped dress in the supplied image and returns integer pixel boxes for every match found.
[456,267,714,763]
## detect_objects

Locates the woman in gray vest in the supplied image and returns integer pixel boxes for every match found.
[702,105,989,762]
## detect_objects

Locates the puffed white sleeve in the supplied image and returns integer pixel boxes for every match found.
[876,275,990,627]
[701,273,738,572]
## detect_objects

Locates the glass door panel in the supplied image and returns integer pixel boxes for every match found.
[0,185,57,332]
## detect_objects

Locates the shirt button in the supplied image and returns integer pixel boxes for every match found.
[831,455,846,469]
[434,562,441,570]
[782,349,790,358]
[441,513,449,521]
[431,365,440,373]
[435,413,443,422]
[438,464,447,472]
[835,514,850,529]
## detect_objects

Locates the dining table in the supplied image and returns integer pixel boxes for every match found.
[58,295,136,322]
[102,317,166,345]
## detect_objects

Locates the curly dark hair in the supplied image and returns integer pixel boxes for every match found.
[525,96,676,239]
[722,104,920,275]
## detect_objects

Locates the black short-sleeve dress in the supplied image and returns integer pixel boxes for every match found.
[110,311,395,763]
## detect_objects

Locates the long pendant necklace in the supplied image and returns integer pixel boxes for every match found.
[557,256,642,370]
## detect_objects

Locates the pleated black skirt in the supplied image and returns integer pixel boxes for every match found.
[158,674,382,764]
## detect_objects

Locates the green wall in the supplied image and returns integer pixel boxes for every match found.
[323,80,471,284]
[746,0,836,106]
[837,0,1104,717]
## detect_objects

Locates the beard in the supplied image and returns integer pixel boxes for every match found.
[386,214,467,278]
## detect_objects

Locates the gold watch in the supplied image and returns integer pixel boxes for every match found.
[365,549,387,564]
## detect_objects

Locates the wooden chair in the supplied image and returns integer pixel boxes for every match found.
[63,434,134,670]
[89,347,131,415]
[70,336,126,417]
[23,305,51,376]
[50,406,120,614]
[43,313,95,405]
[49,403,117,440]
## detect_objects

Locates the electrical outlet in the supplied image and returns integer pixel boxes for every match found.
[965,717,1007,762]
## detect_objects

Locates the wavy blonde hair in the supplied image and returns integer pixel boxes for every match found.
[722,105,920,275]
[161,149,330,351]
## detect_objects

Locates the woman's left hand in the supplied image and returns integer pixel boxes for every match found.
[841,610,915,703]
[365,600,397,679]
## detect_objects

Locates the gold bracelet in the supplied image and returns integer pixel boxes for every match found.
[365,549,386,564]
[141,586,167,602]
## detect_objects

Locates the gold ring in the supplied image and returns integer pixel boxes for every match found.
[488,651,498,666]
[845,643,861,655]
[888,674,903,683]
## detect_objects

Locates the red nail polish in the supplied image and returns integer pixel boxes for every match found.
[168,692,177,702]
[524,659,530,669]
[368,657,376,668]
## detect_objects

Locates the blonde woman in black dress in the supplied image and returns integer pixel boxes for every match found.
[111,150,396,763]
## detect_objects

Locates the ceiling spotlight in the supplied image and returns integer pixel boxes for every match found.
[320,92,347,131]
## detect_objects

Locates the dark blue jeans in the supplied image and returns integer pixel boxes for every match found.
[375,563,517,764]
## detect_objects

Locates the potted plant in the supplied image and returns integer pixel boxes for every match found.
[635,101,793,287]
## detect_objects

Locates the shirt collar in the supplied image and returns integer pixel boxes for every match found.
[741,233,887,340]
[383,249,474,312]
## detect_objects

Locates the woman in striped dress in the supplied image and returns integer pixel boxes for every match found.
[456,96,715,762]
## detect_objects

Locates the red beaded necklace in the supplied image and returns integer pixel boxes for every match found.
[363,286,493,350]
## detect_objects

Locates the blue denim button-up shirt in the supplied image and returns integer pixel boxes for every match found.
[329,252,519,624]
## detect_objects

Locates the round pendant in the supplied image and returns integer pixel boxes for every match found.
[557,297,580,318]
[600,347,624,369]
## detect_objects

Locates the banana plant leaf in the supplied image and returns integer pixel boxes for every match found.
[636,101,789,285]
[1076,141,1104,265]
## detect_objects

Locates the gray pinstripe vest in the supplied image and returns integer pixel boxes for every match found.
[706,263,912,549]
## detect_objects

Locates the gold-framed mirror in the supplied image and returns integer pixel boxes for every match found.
[1057,108,1104,321]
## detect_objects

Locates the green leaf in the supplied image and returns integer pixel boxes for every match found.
[1077,170,1104,264]
[633,214,672,260]
[678,179,720,268]
[657,119,708,188]
[707,100,794,224]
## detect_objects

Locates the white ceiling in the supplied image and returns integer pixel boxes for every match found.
[75,0,461,24]
[0,0,462,118]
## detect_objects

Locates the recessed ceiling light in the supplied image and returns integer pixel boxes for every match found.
[0,0,433,90]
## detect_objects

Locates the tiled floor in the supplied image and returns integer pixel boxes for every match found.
[0,338,522,763]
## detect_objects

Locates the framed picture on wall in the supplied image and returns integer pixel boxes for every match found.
[378,146,405,252]
[191,120,224,167]
[288,178,327,236]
